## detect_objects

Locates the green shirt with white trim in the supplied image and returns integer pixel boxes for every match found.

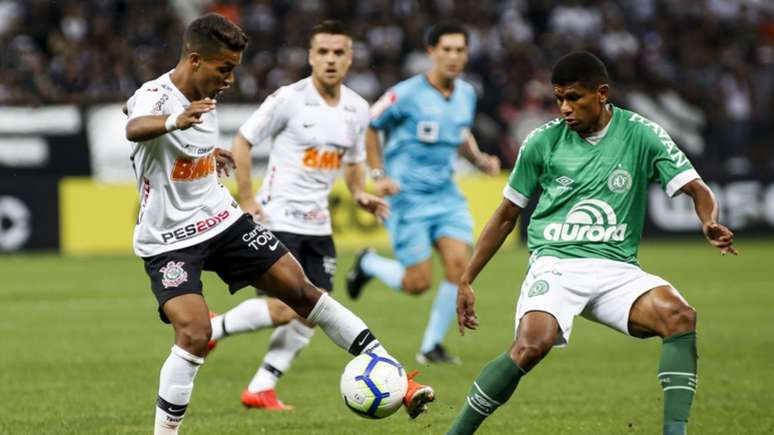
[505,106,700,264]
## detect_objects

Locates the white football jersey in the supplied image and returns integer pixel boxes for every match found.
[239,77,369,235]
[127,71,241,257]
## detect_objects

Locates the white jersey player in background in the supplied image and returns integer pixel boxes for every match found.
[125,15,434,434]
[207,20,395,411]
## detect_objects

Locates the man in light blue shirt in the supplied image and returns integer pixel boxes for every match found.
[346,22,500,364]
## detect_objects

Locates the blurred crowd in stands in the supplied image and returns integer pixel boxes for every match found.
[1,0,772,175]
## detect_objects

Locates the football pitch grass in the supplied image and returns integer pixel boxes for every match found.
[1,239,772,434]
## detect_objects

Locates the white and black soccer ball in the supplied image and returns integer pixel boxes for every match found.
[340,352,408,419]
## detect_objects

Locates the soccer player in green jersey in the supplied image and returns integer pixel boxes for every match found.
[447,52,737,435]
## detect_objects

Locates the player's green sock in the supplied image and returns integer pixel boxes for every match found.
[659,332,698,435]
[447,353,526,435]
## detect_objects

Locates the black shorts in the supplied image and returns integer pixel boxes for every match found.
[143,214,288,323]
[267,231,336,293]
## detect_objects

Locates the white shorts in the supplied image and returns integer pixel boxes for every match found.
[514,256,671,347]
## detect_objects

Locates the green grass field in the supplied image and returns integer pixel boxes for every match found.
[1,239,772,434]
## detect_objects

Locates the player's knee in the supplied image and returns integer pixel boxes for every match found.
[443,259,467,283]
[663,305,697,336]
[402,276,431,295]
[174,321,212,356]
[294,283,323,318]
[269,300,298,326]
[510,341,551,371]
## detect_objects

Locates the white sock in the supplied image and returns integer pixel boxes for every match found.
[154,345,204,435]
[247,319,315,392]
[211,298,272,341]
[306,292,387,356]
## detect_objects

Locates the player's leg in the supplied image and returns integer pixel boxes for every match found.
[417,236,469,363]
[629,285,698,435]
[210,297,296,341]
[154,294,211,434]
[244,236,331,410]
[448,311,559,434]
[346,213,433,298]
[143,249,210,435]
[257,253,435,417]
[449,256,588,434]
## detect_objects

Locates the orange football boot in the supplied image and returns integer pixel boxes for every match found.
[403,370,435,419]
[241,389,294,411]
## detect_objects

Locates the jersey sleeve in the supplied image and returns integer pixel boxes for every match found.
[504,135,543,208]
[238,88,290,146]
[369,88,402,131]
[640,120,700,197]
[126,84,172,120]
[343,102,369,164]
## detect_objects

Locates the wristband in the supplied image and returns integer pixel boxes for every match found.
[369,168,385,181]
[164,112,181,132]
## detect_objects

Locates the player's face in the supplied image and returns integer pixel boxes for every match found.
[192,47,243,99]
[553,82,608,134]
[309,33,353,88]
[428,33,468,80]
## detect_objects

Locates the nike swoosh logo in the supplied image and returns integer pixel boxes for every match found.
[168,406,185,413]
[303,122,315,128]
[268,240,279,251]
[356,334,369,346]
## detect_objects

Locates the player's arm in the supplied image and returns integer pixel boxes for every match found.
[680,179,737,255]
[125,98,216,142]
[343,161,389,222]
[457,198,522,334]
[365,127,400,196]
[458,132,500,176]
[232,132,263,219]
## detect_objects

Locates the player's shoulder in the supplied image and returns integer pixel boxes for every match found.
[617,106,667,138]
[522,116,566,149]
[454,77,476,96]
[267,78,308,102]
[391,74,425,96]
[133,72,175,98]
[340,84,370,113]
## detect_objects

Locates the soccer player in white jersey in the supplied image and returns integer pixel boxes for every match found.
[447,52,737,434]
[125,15,433,434]
[206,20,397,411]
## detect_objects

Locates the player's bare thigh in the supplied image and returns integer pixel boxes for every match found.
[252,253,323,318]
[435,236,470,284]
[628,285,697,338]
[162,293,212,357]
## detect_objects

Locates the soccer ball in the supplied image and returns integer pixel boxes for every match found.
[340,352,408,419]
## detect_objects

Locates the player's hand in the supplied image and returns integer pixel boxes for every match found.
[354,192,390,223]
[702,221,738,255]
[475,153,501,176]
[213,147,236,178]
[456,282,479,335]
[241,197,266,223]
[374,177,400,196]
[177,98,217,130]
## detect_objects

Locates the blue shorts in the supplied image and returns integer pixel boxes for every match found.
[385,197,473,267]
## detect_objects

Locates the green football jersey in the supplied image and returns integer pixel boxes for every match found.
[505,106,700,264]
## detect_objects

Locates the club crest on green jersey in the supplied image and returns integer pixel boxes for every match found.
[543,199,627,242]
[607,168,632,193]
[528,280,549,297]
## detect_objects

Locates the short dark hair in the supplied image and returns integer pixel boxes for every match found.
[182,13,248,58]
[551,51,610,89]
[425,21,468,47]
[309,20,350,44]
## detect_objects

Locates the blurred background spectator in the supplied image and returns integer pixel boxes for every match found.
[1,0,772,176]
